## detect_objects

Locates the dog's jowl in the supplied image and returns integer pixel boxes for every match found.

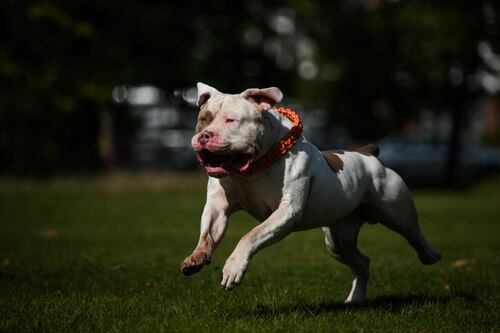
[180,82,441,303]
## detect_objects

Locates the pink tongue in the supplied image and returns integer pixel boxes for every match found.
[198,151,252,174]
[227,154,252,172]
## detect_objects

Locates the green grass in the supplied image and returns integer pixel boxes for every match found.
[0,173,499,332]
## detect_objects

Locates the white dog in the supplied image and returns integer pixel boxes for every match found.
[181,83,441,303]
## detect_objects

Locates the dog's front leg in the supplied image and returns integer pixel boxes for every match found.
[221,178,310,290]
[181,185,233,276]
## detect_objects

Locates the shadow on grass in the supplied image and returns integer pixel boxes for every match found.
[251,292,479,317]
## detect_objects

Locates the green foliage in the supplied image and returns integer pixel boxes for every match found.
[0,173,499,331]
[0,1,498,175]
[483,127,500,146]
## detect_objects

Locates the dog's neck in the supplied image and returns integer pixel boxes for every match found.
[255,108,295,161]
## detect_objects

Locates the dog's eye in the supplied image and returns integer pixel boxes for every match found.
[199,117,206,123]
[226,118,236,123]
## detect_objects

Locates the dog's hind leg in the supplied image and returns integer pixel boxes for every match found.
[368,168,442,265]
[323,212,369,303]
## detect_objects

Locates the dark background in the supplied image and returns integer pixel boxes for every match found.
[1,0,499,185]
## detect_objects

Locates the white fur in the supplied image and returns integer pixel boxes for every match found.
[181,84,441,302]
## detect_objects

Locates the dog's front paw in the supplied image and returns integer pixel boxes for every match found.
[221,256,248,290]
[180,251,210,276]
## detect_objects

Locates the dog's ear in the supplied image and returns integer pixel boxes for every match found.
[197,82,220,107]
[241,87,283,111]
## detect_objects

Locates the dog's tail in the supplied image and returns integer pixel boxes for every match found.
[357,143,379,157]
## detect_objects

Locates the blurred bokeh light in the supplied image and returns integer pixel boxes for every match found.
[0,0,499,185]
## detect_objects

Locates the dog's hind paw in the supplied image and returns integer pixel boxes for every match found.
[344,276,368,304]
[418,244,442,265]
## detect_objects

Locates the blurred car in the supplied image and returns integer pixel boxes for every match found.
[378,136,500,186]
[111,85,200,170]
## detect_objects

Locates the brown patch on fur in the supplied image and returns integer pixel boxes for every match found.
[322,151,345,173]
[197,232,214,254]
[357,143,387,167]
[195,107,214,134]
[322,144,383,174]
[357,144,379,157]
[180,233,213,276]
[180,250,210,276]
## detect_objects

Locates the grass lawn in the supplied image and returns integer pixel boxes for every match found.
[0,173,499,332]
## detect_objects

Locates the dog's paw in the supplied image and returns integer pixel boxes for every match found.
[221,256,248,290]
[344,276,368,304]
[418,244,442,265]
[180,251,210,276]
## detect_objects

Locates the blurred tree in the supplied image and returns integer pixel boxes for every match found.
[0,0,498,182]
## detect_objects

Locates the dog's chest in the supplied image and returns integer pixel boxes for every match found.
[224,176,282,222]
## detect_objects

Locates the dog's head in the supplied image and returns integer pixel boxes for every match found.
[191,82,283,178]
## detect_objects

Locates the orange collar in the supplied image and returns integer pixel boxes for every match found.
[240,107,303,176]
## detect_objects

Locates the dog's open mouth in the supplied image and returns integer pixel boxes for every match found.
[197,149,253,178]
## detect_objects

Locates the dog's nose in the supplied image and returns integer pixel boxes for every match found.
[198,131,213,145]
